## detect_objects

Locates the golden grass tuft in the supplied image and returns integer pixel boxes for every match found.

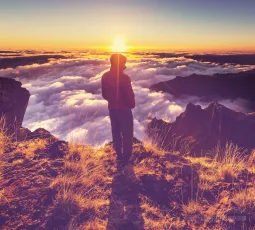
[141,196,186,230]
[0,116,9,203]
[143,141,165,156]
[183,200,203,216]
[189,143,250,188]
[0,116,11,155]
[198,180,217,191]
[232,187,255,213]
[212,143,248,182]
[182,200,208,227]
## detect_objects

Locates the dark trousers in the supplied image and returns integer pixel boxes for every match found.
[109,109,133,163]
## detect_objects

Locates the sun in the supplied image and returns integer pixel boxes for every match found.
[111,36,128,52]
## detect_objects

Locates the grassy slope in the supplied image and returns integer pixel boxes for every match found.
[0,131,255,230]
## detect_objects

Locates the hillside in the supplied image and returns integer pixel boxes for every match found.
[1,126,255,230]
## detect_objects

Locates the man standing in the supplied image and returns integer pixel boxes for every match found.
[101,54,135,166]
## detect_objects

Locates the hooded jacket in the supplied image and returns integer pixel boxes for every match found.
[101,70,135,110]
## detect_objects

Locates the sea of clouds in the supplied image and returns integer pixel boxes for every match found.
[0,51,253,146]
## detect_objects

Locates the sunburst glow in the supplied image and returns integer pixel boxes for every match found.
[111,37,128,52]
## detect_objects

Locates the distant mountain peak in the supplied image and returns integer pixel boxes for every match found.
[185,103,201,112]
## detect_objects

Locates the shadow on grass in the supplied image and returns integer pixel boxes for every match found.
[107,163,144,230]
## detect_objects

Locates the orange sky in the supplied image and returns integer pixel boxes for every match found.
[1,1,255,52]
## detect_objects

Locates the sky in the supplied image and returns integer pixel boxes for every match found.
[1,0,255,51]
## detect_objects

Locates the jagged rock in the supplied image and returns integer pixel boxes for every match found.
[17,127,32,141]
[27,128,58,142]
[0,77,30,135]
[48,141,69,159]
[29,128,52,139]
[147,102,255,155]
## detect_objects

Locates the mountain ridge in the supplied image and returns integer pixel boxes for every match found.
[147,102,255,155]
[150,69,255,110]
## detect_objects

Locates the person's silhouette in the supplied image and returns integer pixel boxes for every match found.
[102,54,135,166]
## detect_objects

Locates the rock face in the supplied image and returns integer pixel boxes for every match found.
[150,69,255,110]
[147,102,255,155]
[0,77,30,134]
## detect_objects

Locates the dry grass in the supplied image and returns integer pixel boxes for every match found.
[248,150,255,175]
[11,139,48,160]
[134,157,165,180]
[182,143,255,228]
[145,132,191,156]
[187,156,220,190]
[0,116,11,155]
[232,186,255,213]
[49,142,193,229]
[1,123,254,230]
[0,116,9,202]
[141,196,186,230]
[48,140,255,229]
[183,200,203,216]
[48,144,115,229]
[189,143,249,188]
[211,143,248,182]
[143,141,165,156]
[182,199,207,227]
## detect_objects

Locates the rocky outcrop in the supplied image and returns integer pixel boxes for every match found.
[150,69,255,110]
[0,77,30,135]
[147,102,255,155]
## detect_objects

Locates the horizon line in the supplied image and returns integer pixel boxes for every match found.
[1,47,255,54]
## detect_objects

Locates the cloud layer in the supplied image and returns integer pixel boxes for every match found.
[1,52,253,146]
